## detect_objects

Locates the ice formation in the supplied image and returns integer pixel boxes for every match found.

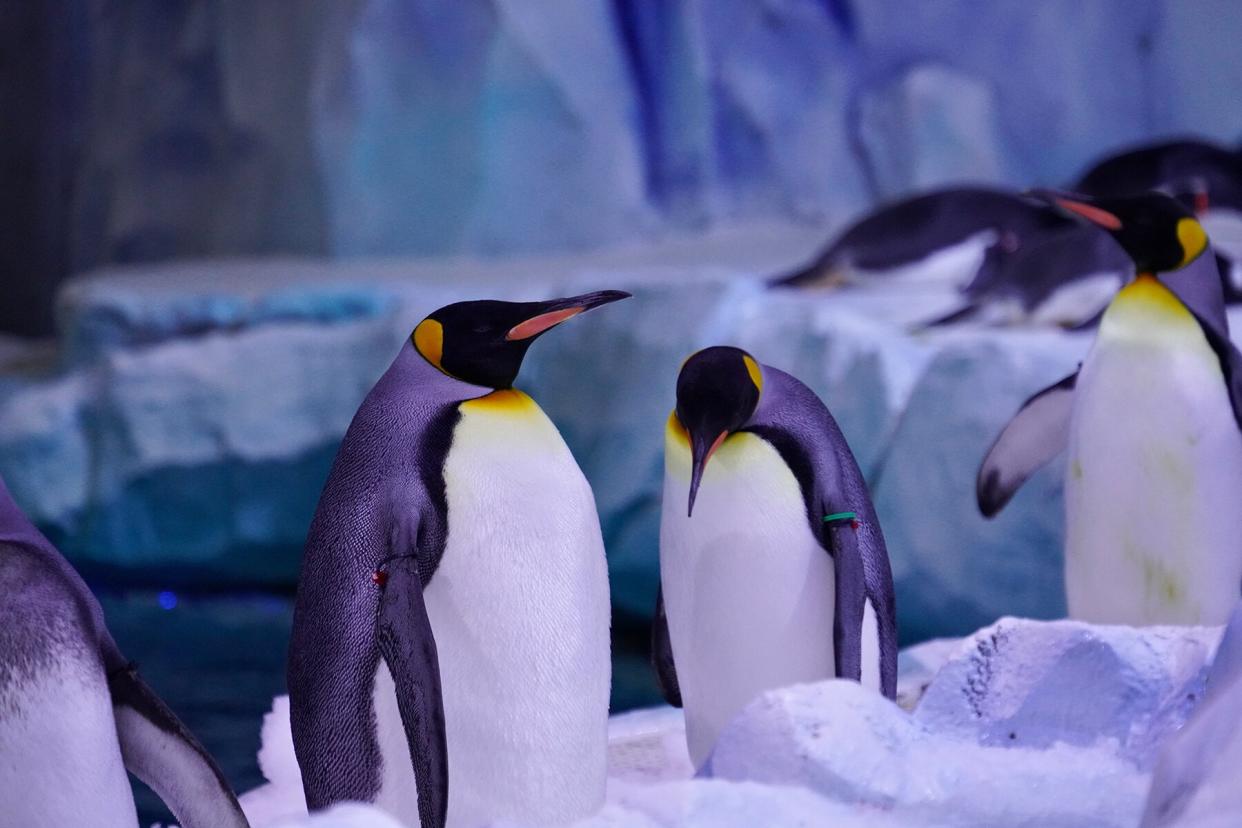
[8,234,1242,639]
[47,1,1242,275]
[239,617,1236,827]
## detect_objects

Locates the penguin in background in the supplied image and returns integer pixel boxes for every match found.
[1072,138,1242,212]
[288,291,628,828]
[653,347,897,769]
[978,191,1242,626]
[0,475,249,828]
[770,186,1072,290]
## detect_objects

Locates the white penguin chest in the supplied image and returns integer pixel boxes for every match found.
[660,424,835,769]
[0,654,137,827]
[1066,283,1242,626]
[373,389,610,827]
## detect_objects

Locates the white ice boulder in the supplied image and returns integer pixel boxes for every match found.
[708,678,1148,827]
[706,618,1222,827]
[916,617,1220,767]
[1141,604,1242,827]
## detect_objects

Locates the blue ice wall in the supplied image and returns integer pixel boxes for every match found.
[9,0,1242,313]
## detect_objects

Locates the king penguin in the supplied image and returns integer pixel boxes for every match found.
[653,347,897,769]
[0,474,249,828]
[978,191,1242,626]
[288,290,627,828]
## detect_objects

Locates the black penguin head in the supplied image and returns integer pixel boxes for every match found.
[674,346,764,517]
[1033,189,1208,274]
[411,290,629,388]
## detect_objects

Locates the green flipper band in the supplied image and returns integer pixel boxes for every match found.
[823,511,857,523]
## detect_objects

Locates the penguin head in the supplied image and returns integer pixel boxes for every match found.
[674,346,764,517]
[411,290,630,388]
[1034,189,1208,274]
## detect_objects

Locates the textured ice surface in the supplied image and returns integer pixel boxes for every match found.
[1141,604,1242,827]
[10,229,1242,633]
[914,617,1220,767]
[706,618,1222,828]
[243,619,1236,827]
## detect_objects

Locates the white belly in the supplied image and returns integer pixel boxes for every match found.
[1066,282,1242,625]
[660,427,835,770]
[0,657,137,828]
[373,390,611,827]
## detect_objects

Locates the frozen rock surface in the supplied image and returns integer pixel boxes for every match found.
[1142,605,1242,827]
[242,619,1239,827]
[704,618,1222,827]
[10,231,1242,636]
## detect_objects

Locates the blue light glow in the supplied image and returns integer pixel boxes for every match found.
[157,590,178,610]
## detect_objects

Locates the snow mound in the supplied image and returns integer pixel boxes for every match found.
[915,617,1219,767]
[1142,606,1242,827]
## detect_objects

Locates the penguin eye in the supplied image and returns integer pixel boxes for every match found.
[473,324,492,335]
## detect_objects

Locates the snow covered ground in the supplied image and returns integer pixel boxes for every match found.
[236,615,1241,827]
[6,222,1242,641]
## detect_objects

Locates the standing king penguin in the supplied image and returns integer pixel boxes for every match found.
[978,192,1242,625]
[654,347,897,769]
[288,291,627,828]
[0,475,249,828]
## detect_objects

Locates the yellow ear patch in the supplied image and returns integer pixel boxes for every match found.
[1177,218,1208,267]
[413,318,444,371]
[742,354,763,393]
[666,410,690,446]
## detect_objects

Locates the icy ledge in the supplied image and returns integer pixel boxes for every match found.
[242,616,1238,827]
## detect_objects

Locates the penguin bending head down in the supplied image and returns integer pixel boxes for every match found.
[288,290,627,828]
[0,475,249,828]
[654,347,897,769]
[979,192,1242,625]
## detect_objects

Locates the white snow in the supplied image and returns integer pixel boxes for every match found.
[244,618,1240,827]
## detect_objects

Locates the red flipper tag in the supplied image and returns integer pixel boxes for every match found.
[371,570,388,588]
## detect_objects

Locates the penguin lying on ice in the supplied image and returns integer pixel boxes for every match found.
[0,474,248,828]
[978,191,1242,626]
[288,291,627,828]
[653,347,897,769]
[771,186,1072,292]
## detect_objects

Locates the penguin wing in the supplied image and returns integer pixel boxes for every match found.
[1192,310,1242,431]
[376,553,448,828]
[977,371,1078,517]
[107,663,249,828]
[825,514,867,685]
[650,586,683,708]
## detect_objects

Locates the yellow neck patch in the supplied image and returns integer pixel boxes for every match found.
[460,388,537,415]
[742,354,763,394]
[1101,273,1200,342]
[1177,217,1208,267]
[413,318,445,372]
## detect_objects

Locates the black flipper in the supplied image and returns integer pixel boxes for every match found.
[977,370,1078,517]
[651,586,682,708]
[375,554,448,828]
[1192,310,1242,432]
[826,515,866,686]
[108,663,249,828]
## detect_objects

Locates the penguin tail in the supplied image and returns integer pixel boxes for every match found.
[768,255,847,289]
[908,301,981,332]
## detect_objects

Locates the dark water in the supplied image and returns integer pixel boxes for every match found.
[100,590,662,826]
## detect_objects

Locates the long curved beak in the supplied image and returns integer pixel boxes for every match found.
[687,430,728,517]
[1026,188,1122,231]
[506,290,631,341]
